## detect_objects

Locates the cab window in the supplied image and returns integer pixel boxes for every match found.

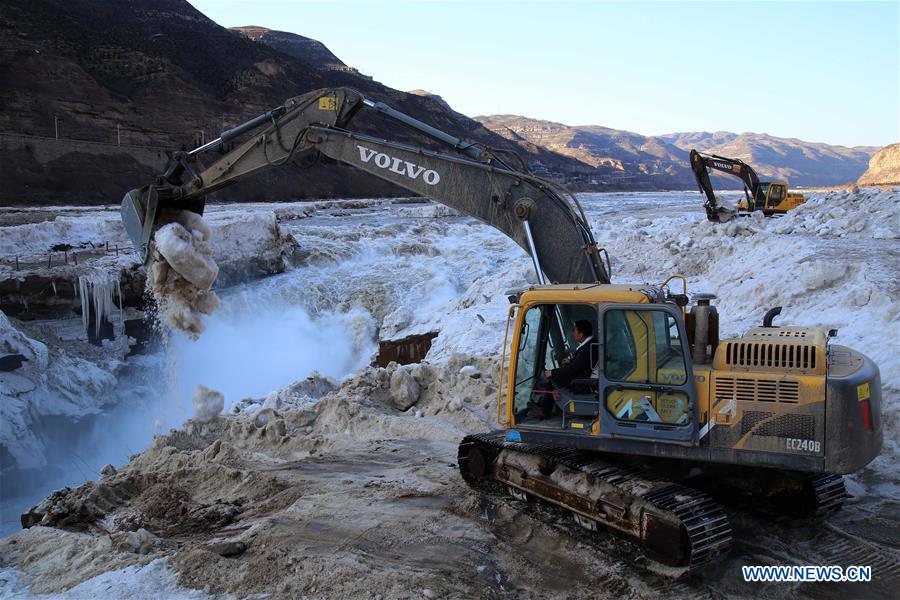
[603,309,690,425]
[603,309,686,385]
[651,311,687,385]
[768,184,784,204]
[513,305,543,413]
[756,183,769,207]
[512,303,599,414]
[604,309,636,380]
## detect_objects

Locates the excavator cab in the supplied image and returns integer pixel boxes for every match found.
[740,181,802,214]
[749,181,787,211]
[506,288,698,445]
[761,182,786,208]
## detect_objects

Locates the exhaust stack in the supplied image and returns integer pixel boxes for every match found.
[690,293,718,365]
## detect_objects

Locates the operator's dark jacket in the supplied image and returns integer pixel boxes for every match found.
[550,337,594,387]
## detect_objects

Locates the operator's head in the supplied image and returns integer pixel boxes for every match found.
[573,320,592,343]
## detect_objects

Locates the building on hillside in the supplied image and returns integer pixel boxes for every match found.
[529,161,566,183]
[529,161,552,178]
[322,65,373,80]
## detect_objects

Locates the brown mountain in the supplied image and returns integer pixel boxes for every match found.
[0,0,592,205]
[477,115,881,189]
[858,143,900,186]
[660,131,878,187]
[476,115,693,188]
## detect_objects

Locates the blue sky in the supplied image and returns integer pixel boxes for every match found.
[191,1,899,147]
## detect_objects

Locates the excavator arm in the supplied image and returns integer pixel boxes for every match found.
[122,87,610,285]
[689,149,761,222]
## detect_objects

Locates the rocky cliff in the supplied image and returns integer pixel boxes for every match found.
[0,1,590,205]
[858,143,900,186]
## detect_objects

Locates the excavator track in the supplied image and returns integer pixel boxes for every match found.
[807,474,847,517]
[458,432,733,576]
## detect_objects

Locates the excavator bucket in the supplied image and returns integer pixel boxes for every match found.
[707,204,737,223]
[120,186,159,264]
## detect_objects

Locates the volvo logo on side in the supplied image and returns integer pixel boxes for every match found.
[356,145,441,185]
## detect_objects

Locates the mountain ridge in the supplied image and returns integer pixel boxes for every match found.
[478,115,697,187]
[660,130,877,153]
[660,130,878,186]
[477,114,880,187]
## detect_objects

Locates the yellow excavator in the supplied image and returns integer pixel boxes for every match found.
[120,88,883,575]
[690,149,807,222]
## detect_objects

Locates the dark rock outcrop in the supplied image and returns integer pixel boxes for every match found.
[0,353,27,371]
[377,332,439,367]
[0,0,592,205]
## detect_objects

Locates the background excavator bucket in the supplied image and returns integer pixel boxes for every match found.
[120,186,159,264]
[708,204,738,223]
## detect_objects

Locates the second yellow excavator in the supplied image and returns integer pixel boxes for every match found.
[690,149,807,222]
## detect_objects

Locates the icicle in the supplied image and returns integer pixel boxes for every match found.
[78,275,90,337]
[78,270,124,340]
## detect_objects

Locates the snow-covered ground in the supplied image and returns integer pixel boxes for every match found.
[1,188,898,598]
[3,187,898,498]
[0,556,219,600]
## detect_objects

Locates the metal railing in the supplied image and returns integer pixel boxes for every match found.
[0,242,135,271]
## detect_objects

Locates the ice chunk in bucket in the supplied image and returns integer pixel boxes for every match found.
[155,222,218,289]
[146,211,221,338]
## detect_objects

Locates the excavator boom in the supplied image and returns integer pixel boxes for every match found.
[121,87,610,285]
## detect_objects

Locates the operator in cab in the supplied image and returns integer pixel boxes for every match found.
[544,320,594,387]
